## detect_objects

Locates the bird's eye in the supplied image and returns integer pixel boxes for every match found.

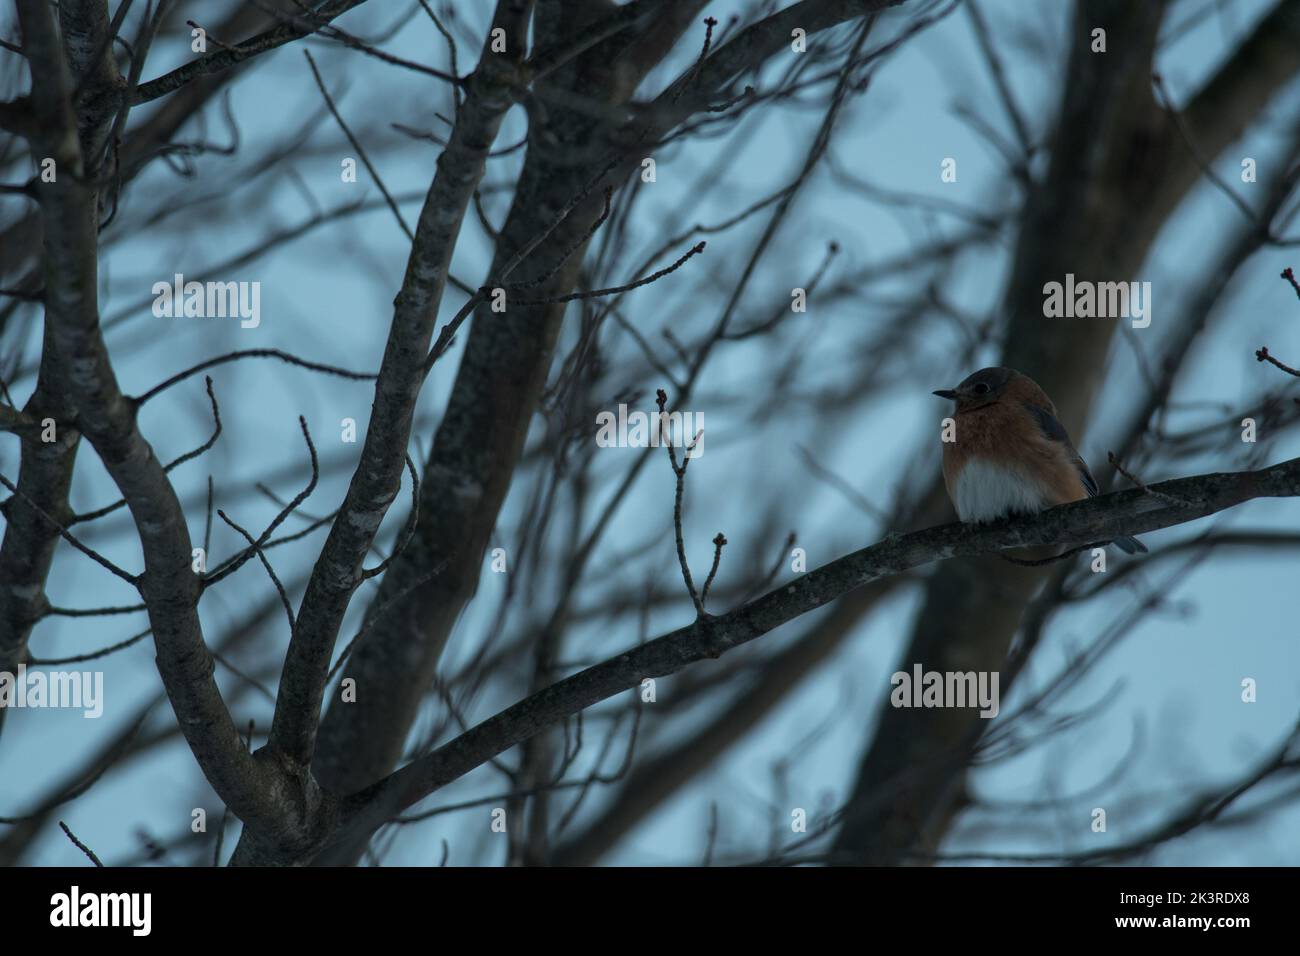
[973,382,990,395]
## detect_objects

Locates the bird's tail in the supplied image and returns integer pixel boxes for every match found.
[1113,535,1147,555]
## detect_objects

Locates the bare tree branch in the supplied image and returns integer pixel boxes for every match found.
[334,456,1300,850]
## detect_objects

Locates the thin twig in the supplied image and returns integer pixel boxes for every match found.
[361,455,420,579]
[1108,451,1187,508]
[1152,73,1258,230]
[657,388,706,616]
[500,187,613,292]
[327,560,450,684]
[1257,345,1300,378]
[135,348,375,405]
[511,241,705,307]
[700,533,727,607]
[31,628,152,665]
[304,48,414,242]
[204,417,318,587]
[1282,266,1300,300]
[0,473,138,585]
[217,510,295,632]
[59,821,103,866]
[75,376,223,524]
[45,602,147,618]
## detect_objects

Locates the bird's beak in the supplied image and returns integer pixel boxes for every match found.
[932,388,958,400]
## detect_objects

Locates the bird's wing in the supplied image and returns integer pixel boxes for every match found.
[1022,402,1098,496]
[1023,401,1147,553]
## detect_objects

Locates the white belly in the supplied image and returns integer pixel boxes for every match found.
[952,458,1051,522]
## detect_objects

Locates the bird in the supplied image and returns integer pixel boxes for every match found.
[932,366,1146,554]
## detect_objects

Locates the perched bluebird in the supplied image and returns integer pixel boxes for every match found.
[933,367,1146,554]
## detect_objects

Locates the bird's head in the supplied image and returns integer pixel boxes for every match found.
[932,366,1019,412]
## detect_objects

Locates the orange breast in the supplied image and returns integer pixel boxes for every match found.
[942,402,1088,507]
